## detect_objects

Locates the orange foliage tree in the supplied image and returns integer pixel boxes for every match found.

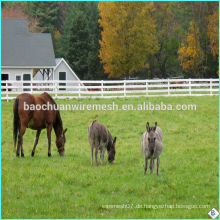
[208,9,219,75]
[98,2,159,78]
[178,20,204,77]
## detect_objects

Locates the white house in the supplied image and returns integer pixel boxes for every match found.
[1,19,55,83]
[1,18,85,92]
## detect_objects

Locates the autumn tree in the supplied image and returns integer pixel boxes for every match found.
[208,9,219,63]
[98,2,159,79]
[178,20,204,78]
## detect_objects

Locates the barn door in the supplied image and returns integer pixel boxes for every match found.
[1,74,9,91]
[59,72,66,91]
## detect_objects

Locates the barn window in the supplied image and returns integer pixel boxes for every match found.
[23,74,31,91]
[59,72,66,91]
[23,74,31,81]
[16,75,21,81]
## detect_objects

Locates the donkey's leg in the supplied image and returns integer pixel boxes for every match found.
[95,147,98,166]
[17,124,26,157]
[101,150,105,165]
[157,157,160,175]
[100,150,103,165]
[144,158,148,175]
[100,147,106,165]
[31,130,41,157]
[94,139,99,166]
[152,159,155,172]
[100,143,105,165]
[90,141,94,166]
[150,158,154,174]
[47,124,53,157]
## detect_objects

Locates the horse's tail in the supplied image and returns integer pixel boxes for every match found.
[13,98,19,149]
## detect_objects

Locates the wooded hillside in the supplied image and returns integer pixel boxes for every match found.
[2,2,219,79]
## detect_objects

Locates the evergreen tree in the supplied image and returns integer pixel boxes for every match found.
[62,2,104,79]
[28,2,60,32]
[66,11,89,79]
[87,3,105,79]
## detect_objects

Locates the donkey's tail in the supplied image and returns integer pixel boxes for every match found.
[13,98,19,149]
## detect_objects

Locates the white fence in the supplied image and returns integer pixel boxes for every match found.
[1,78,219,101]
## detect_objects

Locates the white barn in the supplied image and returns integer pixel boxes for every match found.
[1,19,85,92]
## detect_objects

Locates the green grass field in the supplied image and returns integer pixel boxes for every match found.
[1,96,219,219]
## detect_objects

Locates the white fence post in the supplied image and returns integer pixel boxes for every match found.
[189,79,191,96]
[146,81,148,96]
[101,80,103,97]
[124,80,126,97]
[30,80,33,94]
[55,81,58,99]
[210,79,213,96]
[6,81,8,102]
[21,80,23,93]
[168,79,170,96]
[78,82,81,97]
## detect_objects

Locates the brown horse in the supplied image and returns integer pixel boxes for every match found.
[13,92,67,157]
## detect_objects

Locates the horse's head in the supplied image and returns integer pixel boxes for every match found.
[146,122,157,155]
[56,128,67,156]
[107,137,116,163]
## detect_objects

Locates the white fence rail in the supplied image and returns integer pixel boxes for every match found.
[1,78,219,101]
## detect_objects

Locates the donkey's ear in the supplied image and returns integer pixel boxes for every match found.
[113,137,117,144]
[64,128,67,134]
[153,122,157,131]
[146,122,150,132]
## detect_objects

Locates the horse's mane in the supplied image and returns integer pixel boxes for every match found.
[41,93,63,130]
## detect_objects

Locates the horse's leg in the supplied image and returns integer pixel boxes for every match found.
[144,157,148,175]
[16,136,21,157]
[157,157,160,175]
[17,124,26,157]
[31,130,41,157]
[47,124,53,157]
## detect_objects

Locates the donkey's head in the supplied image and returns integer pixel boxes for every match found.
[56,128,67,156]
[107,137,117,163]
[146,122,157,155]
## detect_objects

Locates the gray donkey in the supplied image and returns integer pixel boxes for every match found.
[88,121,116,166]
[141,122,163,175]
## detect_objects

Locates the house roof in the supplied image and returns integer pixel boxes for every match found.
[54,58,81,81]
[2,19,56,68]
[55,58,62,65]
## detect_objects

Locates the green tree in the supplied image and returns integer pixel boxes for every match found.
[66,11,89,79]
[27,2,60,32]
[61,2,104,79]
[87,4,105,80]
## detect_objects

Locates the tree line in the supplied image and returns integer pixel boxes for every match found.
[2,1,219,79]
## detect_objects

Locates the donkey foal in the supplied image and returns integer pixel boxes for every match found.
[141,122,163,175]
[88,121,116,166]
